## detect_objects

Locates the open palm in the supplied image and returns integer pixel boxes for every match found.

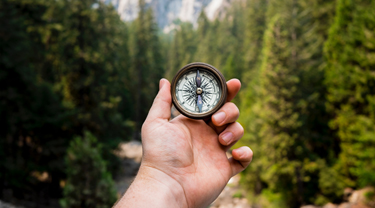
[140,78,253,208]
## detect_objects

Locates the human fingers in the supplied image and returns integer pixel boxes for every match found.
[209,102,239,134]
[229,146,253,176]
[212,102,239,126]
[226,79,241,102]
[145,79,172,122]
[218,122,244,151]
[205,79,241,133]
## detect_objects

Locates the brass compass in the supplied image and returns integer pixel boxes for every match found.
[171,62,227,119]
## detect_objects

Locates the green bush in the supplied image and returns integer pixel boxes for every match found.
[60,131,117,208]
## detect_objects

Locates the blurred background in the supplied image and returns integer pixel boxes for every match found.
[1,0,375,207]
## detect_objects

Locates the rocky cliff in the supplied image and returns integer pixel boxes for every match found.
[102,0,231,32]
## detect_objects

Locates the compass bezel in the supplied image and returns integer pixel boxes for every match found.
[171,62,227,119]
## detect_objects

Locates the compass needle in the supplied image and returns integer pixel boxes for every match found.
[196,70,202,87]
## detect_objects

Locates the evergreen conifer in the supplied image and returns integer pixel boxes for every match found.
[60,131,117,208]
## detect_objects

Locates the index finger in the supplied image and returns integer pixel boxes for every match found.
[226,79,241,102]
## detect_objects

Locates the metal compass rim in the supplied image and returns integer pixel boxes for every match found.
[171,62,228,120]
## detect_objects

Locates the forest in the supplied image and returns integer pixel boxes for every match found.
[1,0,375,207]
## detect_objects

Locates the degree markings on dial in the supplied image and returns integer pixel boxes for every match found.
[175,69,221,113]
[183,92,196,107]
[205,94,212,100]
[189,94,196,106]
[182,77,197,107]
[202,76,215,107]
[204,92,214,96]
[183,83,189,90]
[201,81,209,89]
[202,96,209,104]
[178,89,190,92]
[188,78,195,90]
[199,77,209,105]
[184,94,194,101]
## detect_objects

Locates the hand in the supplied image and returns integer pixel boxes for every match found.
[115,78,253,208]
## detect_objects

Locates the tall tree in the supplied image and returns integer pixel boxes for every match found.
[55,0,132,146]
[165,22,197,80]
[0,0,71,200]
[194,5,246,85]
[325,0,375,188]
[132,0,164,140]
[60,131,117,208]
[238,0,336,206]
[0,0,132,202]
[242,0,269,84]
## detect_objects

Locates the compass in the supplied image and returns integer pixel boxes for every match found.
[171,62,227,119]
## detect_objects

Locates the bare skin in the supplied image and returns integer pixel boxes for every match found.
[115,78,253,208]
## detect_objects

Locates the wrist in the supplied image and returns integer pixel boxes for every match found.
[115,164,188,208]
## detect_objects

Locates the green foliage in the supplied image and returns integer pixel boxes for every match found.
[237,0,336,206]
[165,22,197,79]
[242,0,268,85]
[0,0,72,197]
[260,189,288,208]
[324,0,375,188]
[163,0,374,206]
[232,191,243,198]
[0,0,133,202]
[365,190,375,201]
[54,0,132,145]
[194,5,246,82]
[318,162,353,202]
[60,131,117,208]
[2,0,375,206]
[131,0,165,140]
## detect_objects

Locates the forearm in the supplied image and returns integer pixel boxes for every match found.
[114,165,188,208]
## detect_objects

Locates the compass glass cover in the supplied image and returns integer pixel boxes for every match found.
[175,68,222,114]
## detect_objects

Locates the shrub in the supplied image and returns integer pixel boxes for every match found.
[60,131,117,208]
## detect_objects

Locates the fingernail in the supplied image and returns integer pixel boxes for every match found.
[221,132,233,145]
[159,79,165,90]
[213,111,226,124]
[236,148,245,157]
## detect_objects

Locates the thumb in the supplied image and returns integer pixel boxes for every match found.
[145,78,172,121]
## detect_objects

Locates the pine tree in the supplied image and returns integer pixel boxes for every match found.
[197,11,210,41]
[54,0,132,145]
[237,2,269,197]
[194,14,218,65]
[132,0,164,140]
[0,0,71,199]
[0,0,133,201]
[242,0,269,84]
[238,0,336,206]
[216,2,246,82]
[257,7,304,206]
[60,131,117,208]
[193,4,247,85]
[325,0,375,188]
[165,22,197,80]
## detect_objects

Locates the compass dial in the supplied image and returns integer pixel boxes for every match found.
[171,63,227,119]
[175,69,221,113]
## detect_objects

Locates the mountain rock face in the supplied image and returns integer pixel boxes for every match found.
[102,0,231,32]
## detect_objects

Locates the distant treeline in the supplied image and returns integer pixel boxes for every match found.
[164,0,375,207]
[0,0,163,205]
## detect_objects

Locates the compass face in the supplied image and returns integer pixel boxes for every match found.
[171,63,227,119]
[175,68,222,114]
